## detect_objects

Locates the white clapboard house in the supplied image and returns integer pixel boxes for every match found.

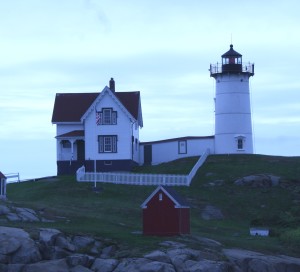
[52,44,255,175]
[52,78,143,174]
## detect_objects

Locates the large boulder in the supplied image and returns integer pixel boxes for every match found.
[22,259,69,272]
[223,248,300,271]
[10,237,41,264]
[0,226,41,264]
[91,258,119,272]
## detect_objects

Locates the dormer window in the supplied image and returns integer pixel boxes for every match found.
[96,108,117,125]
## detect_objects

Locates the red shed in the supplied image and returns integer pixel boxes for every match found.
[141,185,190,236]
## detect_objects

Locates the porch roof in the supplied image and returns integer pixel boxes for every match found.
[56,130,85,138]
[0,172,6,179]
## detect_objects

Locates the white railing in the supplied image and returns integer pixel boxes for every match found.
[76,149,210,186]
[186,148,210,185]
[5,173,20,183]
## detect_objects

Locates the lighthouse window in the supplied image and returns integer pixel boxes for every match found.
[238,139,244,149]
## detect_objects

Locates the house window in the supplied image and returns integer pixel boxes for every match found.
[178,140,187,154]
[98,135,117,153]
[96,108,117,125]
[61,140,71,148]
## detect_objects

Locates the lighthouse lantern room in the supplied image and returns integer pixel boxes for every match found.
[210,44,254,154]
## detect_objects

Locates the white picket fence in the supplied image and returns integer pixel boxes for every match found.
[76,149,210,186]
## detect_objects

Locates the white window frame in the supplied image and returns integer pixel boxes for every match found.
[98,135,118,153]
[96,108,117,125]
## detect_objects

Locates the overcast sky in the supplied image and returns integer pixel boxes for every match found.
[1,0,300,179]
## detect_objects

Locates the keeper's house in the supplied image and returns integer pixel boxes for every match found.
[51,78,143,174]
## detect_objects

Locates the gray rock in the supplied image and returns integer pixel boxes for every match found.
[70,265,93,272]
[6,213,21,221]
[0,236,21,255]
[234,174,281,187]
[91,258,119,272]
[14,208,40,222]
[6,263,25,272]
[22,259,69,272]
[223,248,300,272]
[39,228,61,245]
[10,237,41,264]
[167,248,202,271]
[89,241,103,255]
[201,205,224,220]
[55,235,76,252]
[100,245,117,258]
[185,259,231,272]
[72,235,95,251]
[195,236,223,248]
[159,241,186,248]
[66,254,94,268]
[144,250,171,263]
[0,205,10,215]
[140,261,176,272]
[113,258,151,272]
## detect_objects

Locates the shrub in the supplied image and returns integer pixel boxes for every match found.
[280,228,300,250]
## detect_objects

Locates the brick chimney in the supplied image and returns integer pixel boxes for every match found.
[109,77,115,92]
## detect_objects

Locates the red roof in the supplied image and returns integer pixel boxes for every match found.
[56,130,85,138]
[52,90,141,123]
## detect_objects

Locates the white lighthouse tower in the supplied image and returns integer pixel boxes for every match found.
[210,44,254,154]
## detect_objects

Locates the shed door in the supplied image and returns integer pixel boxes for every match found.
[144,145,152,165]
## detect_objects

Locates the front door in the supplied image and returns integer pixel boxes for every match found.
[77,140,85,161]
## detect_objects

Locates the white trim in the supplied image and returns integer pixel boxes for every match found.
[140,185,188,209]
[80,86,137,124]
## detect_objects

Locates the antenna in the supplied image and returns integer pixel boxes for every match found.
[231,33,233,45]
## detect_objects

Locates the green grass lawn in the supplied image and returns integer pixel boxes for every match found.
[4,154,300,256]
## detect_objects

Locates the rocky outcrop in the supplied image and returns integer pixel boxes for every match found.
[223,248,300,272]
[0,203,52,223]
[234,174,281,187]
[1,226,300,271]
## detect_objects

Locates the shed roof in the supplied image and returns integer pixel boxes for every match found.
[141,185,190,209]
[52,90,141,123]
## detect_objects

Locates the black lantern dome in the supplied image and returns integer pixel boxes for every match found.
[210,44,254,77]
[221,44,242,73]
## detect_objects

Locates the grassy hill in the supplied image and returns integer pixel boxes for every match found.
[4,154,300,256]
